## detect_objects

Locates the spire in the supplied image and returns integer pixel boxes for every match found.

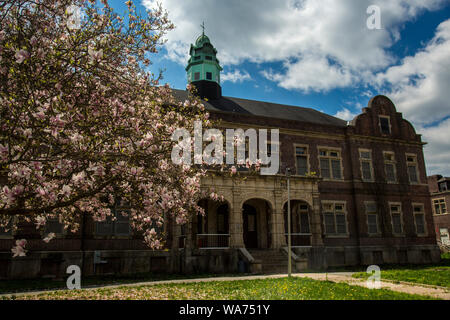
[186,27,223,100]
[201,21,205,36]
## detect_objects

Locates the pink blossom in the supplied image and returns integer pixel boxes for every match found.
[35,215,46,229]
[43,233,56,243]
[15,49,30,63]
[11,239,27,258]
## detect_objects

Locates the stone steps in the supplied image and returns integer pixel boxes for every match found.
[248,249,290,274]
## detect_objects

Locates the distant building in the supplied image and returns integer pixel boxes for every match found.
[427,175,450,248]
[0,32,441,279]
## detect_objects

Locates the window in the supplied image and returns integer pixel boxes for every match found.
[44,217,64,236]
[365,202,379,235]
[205,56,212,60]
[379,116,391,134]
[286,203,310,234]
[413,204,426,236]
[390,204,403,235]
[433,199,447,215]
[295,146,308,176]
[359,150,373,181]
[322,202,348,236]
[206,72,212,80]
[439,182,448,192]
[406,154,419,184]
[96,205,131,237]
[194,56,201,61]
[319,149,343,180]
[0,218,13,238]
[194,72,200,81]
[384,152,397,183]
[216,204,229,234]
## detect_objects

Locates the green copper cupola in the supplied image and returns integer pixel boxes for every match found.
[186,24,223,100]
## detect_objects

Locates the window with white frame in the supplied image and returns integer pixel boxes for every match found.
[384,152,397,183]
[322,202,348,236]
[413,204,426,236]
[295,146,308,176]
[433,199,447,215]
[379,116,391,135]
[390,204,403,235]
[359,150,374,181]
[365,202,379,235]
[319,149,343,180]
[406,154,419,184]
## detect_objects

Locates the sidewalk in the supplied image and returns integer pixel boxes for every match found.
[1,272,449,299]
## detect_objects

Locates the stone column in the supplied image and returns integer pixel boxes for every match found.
[229,191,244,248]
[309,195,327,270]
[271,191,286,248]
[310,196,324,246]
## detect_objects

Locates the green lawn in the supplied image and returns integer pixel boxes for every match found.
[3,277,437,300]
[352,254,450,288]
[0,272,245,294]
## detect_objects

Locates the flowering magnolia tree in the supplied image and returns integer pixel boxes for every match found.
[0,0,218,256]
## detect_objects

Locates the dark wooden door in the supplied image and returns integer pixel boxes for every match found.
[243,204,258,248]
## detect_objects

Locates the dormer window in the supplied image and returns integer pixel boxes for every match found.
[379,116,391,135]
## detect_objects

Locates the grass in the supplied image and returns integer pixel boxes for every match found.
[3,277,437,300]
[352,253,450,288]
[0,272,246,294]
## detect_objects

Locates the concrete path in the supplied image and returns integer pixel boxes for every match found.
[296,272,450,300]
[1,272,449,299]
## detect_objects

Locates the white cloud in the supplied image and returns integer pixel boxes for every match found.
[334,108,359,121]
[371,18,450,175]
[420,119,450,176]
[143,0,446,91]
[221,70,252,83]
[142,0,450,175]
[377,19,450,126]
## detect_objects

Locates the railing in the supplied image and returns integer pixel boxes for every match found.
[285,233,312,247]
[197,234,230,249]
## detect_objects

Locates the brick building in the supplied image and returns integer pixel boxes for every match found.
[427,175,450,249]
[0,33,441,279]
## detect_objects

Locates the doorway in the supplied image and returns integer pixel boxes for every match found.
[243,204,258,248]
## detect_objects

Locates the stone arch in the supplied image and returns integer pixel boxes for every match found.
[194,198,232,248]
[283,199,313,247]
[241,198,274,249]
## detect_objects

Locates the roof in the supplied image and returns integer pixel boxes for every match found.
[195,34,211,47]
[171,89,348,127]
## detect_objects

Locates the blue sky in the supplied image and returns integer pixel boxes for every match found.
[108,0,450,176]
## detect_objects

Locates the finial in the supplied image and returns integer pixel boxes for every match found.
[201,21,205,35]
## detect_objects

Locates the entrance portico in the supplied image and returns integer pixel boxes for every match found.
[186,174,323,251]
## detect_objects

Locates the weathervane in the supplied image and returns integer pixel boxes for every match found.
[201,21,205,35]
